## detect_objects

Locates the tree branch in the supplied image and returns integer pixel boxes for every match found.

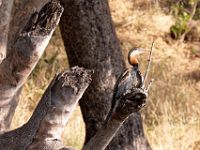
[143,42,154,88]
[0,0,63,132]
[0,66,92,150]
[83,88,147,150]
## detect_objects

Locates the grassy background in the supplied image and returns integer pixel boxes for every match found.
[11,0,200,150]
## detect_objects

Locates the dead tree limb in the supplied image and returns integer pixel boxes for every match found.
[83,88,147,150]
[0,66,92,150]
[4,0,50,131]
[0,0,14,64]
[0,0,63,133]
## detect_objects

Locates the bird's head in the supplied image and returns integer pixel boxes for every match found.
[128,48,144,67]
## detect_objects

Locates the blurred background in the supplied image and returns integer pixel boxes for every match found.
[11,0,200,150]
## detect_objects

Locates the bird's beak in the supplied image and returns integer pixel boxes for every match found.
[138,48,145,53]
[130,48,145,56]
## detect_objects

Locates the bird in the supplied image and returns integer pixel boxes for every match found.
[104,48,144,126]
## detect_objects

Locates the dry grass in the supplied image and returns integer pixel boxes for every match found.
[11,0,200,150]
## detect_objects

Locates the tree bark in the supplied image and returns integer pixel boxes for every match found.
[0,0,13,64]
[59,0,151,149]
[0,0,63,133]
[0,66,92,150]
[1,0,51,131]
[7,0,49,52]
[83,117,124,150]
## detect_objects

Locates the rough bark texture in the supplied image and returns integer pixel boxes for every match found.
[0,0,63,133]
[0,0,13,64]
[59,0,151,149]
[8,0,49,52]
[83,117,123,150]
[0,67,92,150]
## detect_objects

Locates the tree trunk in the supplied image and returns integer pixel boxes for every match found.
[59,0,151,149]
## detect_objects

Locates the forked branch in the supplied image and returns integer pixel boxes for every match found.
[0,66,92,150]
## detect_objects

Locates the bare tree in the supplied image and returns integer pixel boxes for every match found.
[59,0,151,149]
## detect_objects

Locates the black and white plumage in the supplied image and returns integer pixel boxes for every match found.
[104,48,144,126]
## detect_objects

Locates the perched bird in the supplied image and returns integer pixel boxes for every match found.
[104,48,144,126]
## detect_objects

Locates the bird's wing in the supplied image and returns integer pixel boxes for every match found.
[104,69,129,126]
[113,69,130,99]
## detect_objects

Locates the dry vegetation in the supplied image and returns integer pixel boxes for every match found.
[11,0,200,150]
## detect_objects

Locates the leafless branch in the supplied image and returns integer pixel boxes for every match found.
[142,41,154,89]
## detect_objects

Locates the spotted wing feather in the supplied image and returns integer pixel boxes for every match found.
[104,69,129,126]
